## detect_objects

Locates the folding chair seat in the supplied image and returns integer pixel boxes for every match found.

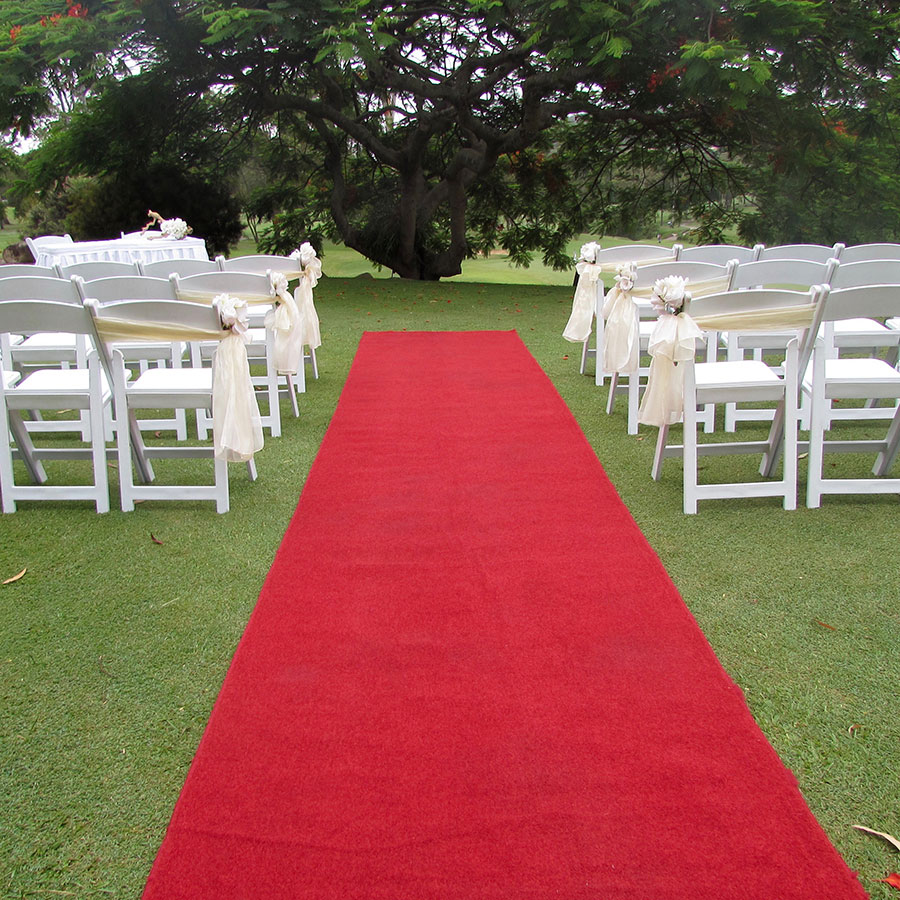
[802,284,900,507]
[722,258,838,431]
[171,270,305,436]
[603,260,735,434]
[86,297,263,513]
[0,300,112,513]
[563,242,683,384]
[217,252,322,379]
[646,287,822,514]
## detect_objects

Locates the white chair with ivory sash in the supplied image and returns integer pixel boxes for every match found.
[643,285,823,513]
[85,296,263,513]
[602,260,735,434]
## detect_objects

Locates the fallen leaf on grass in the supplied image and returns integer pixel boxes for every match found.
[150,534,164,545]
[2,568,26,585]
[853,825,900,853]
[878,873,900,890]
[815,620,836,630]
[848,723,861,736]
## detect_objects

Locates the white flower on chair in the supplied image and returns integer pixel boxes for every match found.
[269,270,289,296]
[614,262,636,293]
[650,275,690,315]
[216,294,251,342]
[291,242,318,267]
[578,241,600,263]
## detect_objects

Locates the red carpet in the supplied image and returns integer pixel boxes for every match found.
[143,331,867,899]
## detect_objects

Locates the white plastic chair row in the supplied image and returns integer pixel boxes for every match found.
[647,283,900,512]
[0,297,252,513]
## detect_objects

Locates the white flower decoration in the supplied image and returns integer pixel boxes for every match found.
[269,270,289,296]
[614,262,636,293]
[216,293,251,341]
[160,217,190,240]
[578,241,600,264]
[291,242,318,267]
[650,275,690,315]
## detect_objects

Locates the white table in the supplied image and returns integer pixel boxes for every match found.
[33,234,209,268]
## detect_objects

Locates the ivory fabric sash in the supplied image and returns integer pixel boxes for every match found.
[600,275,732,376]
[265,273,303,376]
[563,253,680,344]
[637,300,818,428]
[563,261,604,343]
[294,259,322,350]
[93,314,263,463]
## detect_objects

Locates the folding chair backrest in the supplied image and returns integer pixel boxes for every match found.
[0,264,62,278]
[60,260,141,280]
[836,243,900,264]
[88,297,222,331]
[75,275,176,303]
[756,243,844,263]
[139,258,222,278]
[677,245,759,264]
[632,260,731,288]
[0,298,94,337]
[219,254,299,276]
[171,270,275,300]
[593,244,681,267]
[730,258,837,291]
[0,275,81,303]
[814,284,900,326]
[828,259,900,289]
[687,287,821,326]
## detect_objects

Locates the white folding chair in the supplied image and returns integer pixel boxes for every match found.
[171,270,301,436]
[604,260,735,435]
[649,287,822,514]
[570,243,683,384]
[74,275,189,439]
[59,260,141,280]
[0,275,93,439]
[138,258,222,278]
[677,244,761,264]
[723,258,838,430]
[803,284,900,507]
[86,297,257,513]
[217,254,320,379]
[0,300,111,513]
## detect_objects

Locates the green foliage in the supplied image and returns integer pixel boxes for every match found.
[3,0,900,275]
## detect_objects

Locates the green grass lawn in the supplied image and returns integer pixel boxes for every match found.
[1,256,898,897]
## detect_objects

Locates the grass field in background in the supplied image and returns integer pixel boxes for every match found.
[0,238,898,897]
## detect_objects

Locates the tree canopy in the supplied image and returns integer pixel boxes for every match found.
[3,0,900,277]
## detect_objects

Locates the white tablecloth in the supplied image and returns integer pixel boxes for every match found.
[34,235,209,268]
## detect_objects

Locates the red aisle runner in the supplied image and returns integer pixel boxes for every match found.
[143,331,866,900]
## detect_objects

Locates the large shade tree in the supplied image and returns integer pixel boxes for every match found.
[2,0,899,278]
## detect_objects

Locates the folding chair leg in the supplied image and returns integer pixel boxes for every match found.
[651,424,669,481]
[308,346,318,380]
[682,396,699,515]
[7,410,47,484]
[579,337,590,375]
[873,407,900,477]
[606,373,619,415]
[287,374,299,418]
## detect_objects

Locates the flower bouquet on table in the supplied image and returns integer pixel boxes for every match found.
[141,210,193,240]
